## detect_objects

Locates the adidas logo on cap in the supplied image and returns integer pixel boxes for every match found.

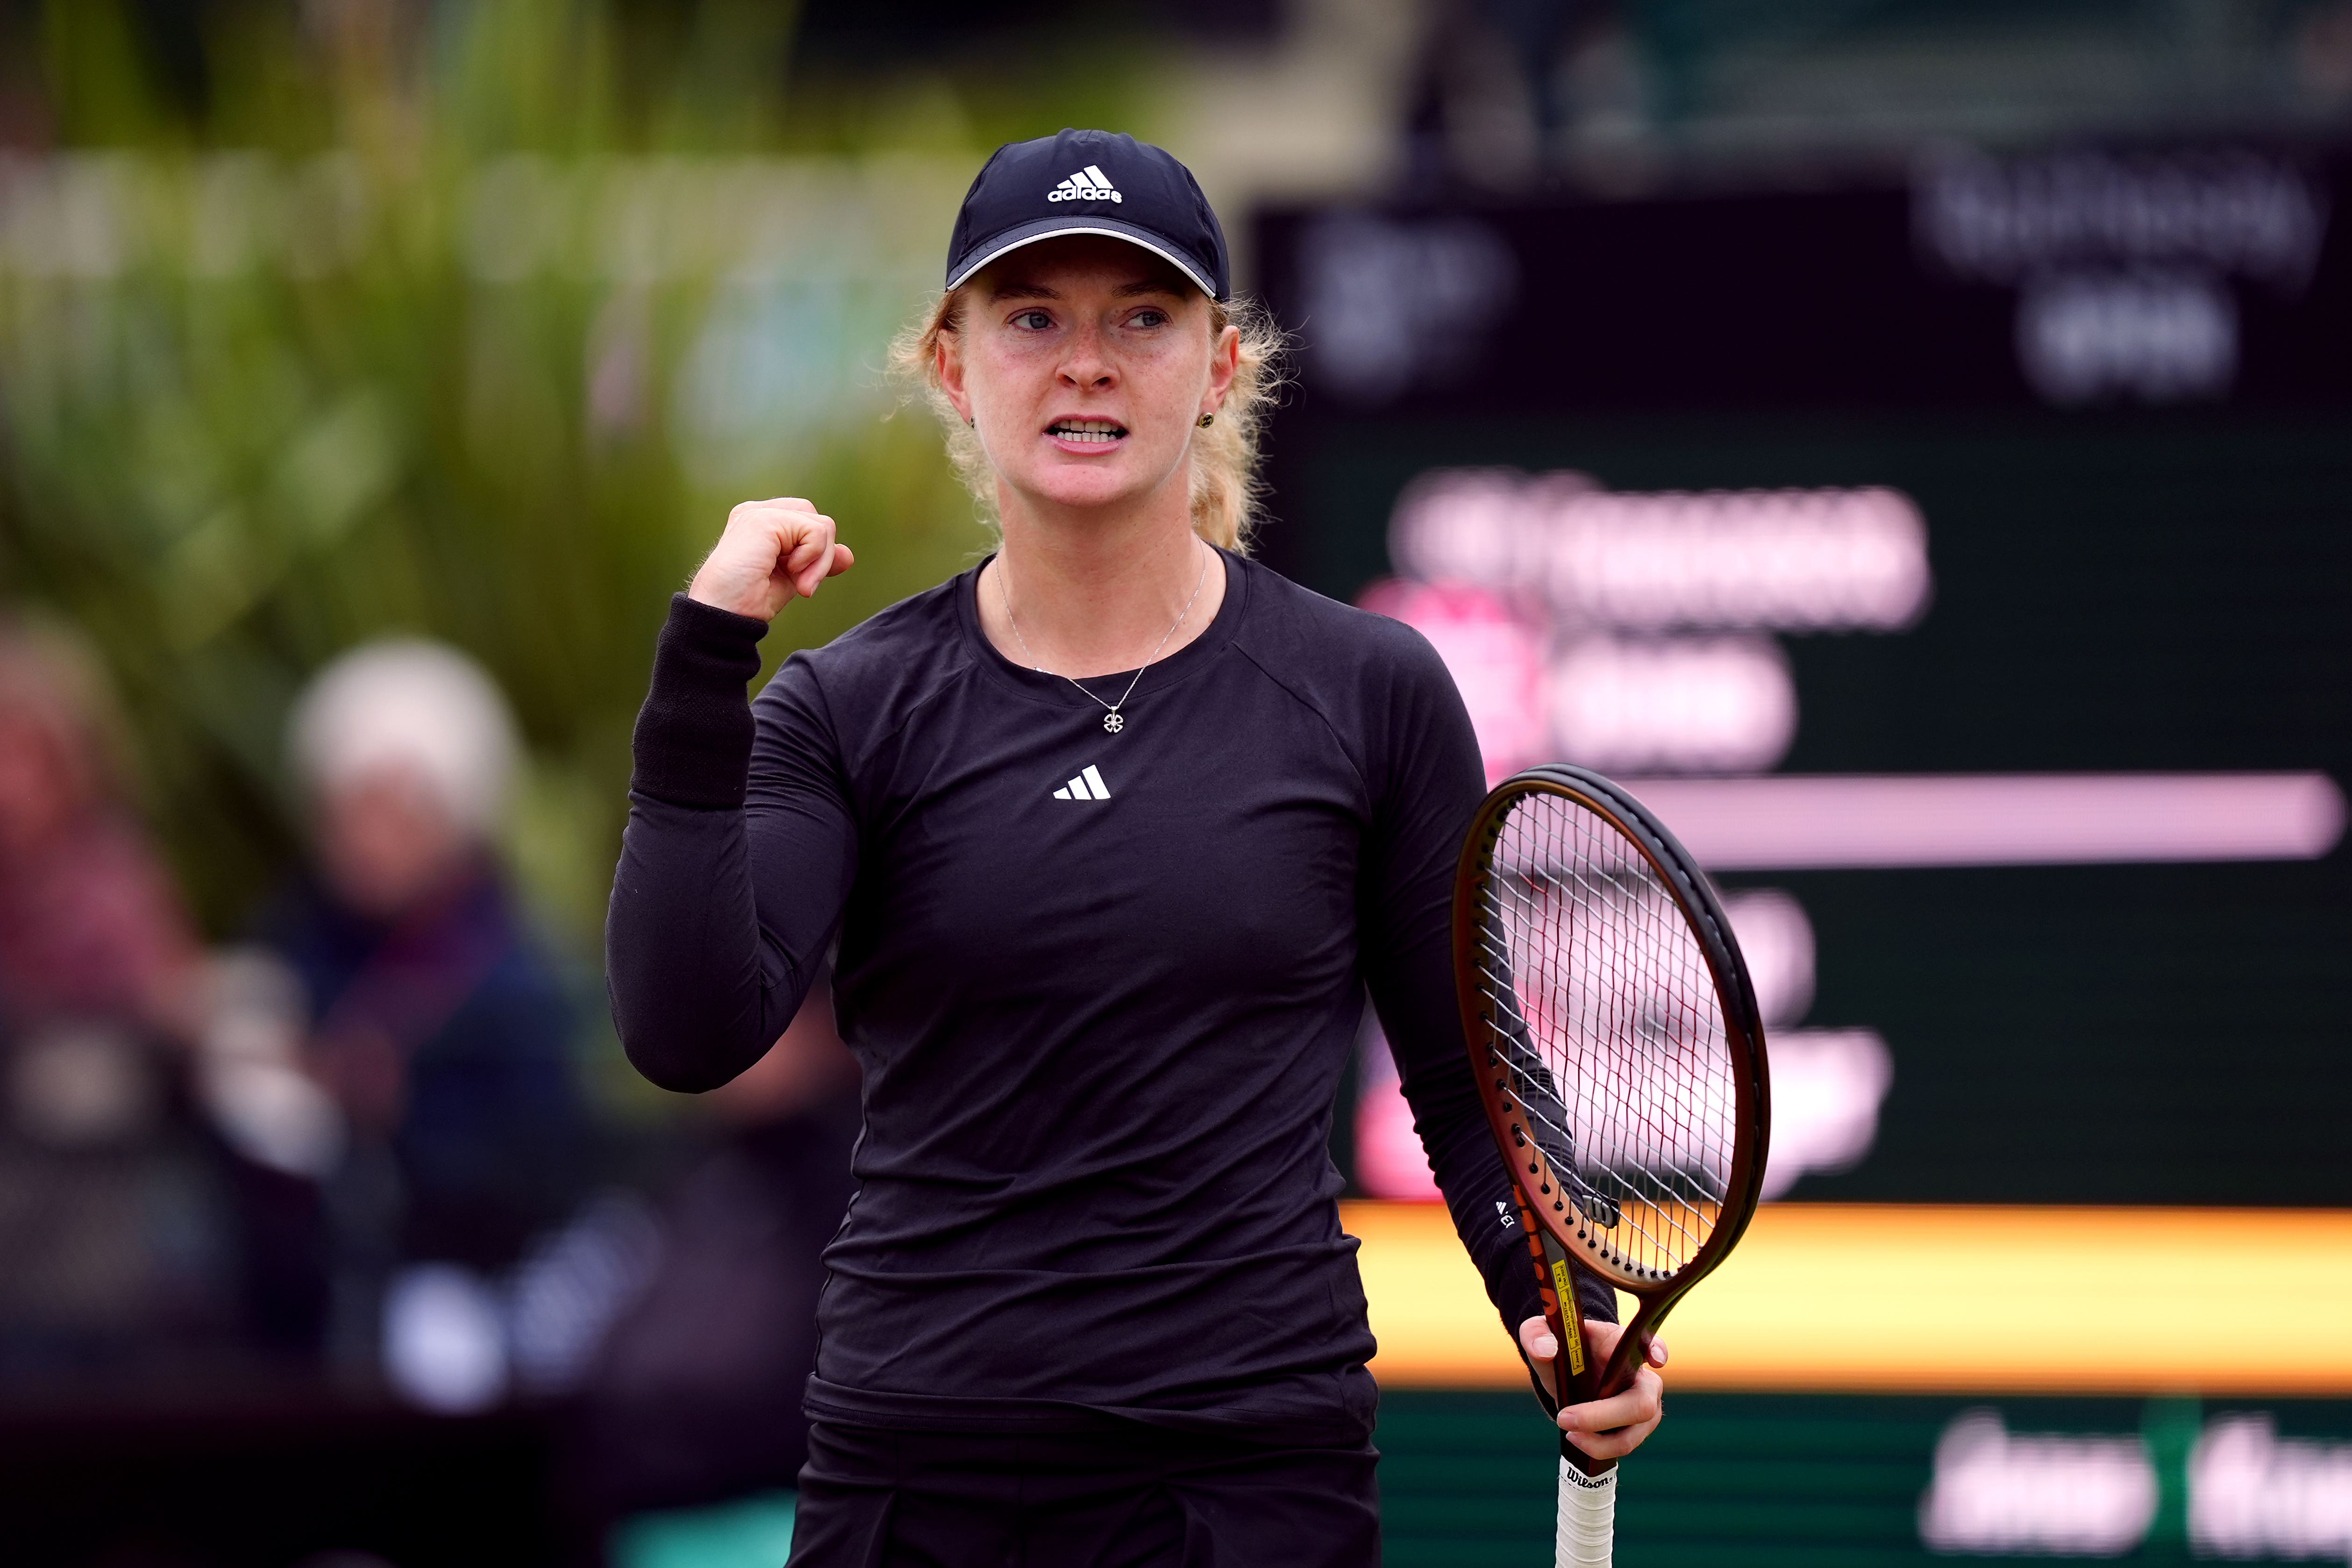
[1047,165,1123,204]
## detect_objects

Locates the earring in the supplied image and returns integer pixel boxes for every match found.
[1197,412,1214,428]
[966,415,975,428]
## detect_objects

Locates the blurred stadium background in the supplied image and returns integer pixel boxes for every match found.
[0,0,2348,1563]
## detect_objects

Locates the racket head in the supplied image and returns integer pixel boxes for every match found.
[1454,765,1772,1320]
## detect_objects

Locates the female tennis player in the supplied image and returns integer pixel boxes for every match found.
[608,129,1665,1563]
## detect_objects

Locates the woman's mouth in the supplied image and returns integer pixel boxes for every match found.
[1047,418,1127,448]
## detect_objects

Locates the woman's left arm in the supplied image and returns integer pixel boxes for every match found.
[1356,625,1667,1457]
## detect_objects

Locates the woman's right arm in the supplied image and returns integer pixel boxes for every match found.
[604,501,855,1093]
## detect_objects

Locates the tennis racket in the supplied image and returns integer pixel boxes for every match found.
[1452,765,1772,1567]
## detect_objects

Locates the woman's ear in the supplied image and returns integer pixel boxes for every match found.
[1203,321,1241,414]
[935,332,970,424]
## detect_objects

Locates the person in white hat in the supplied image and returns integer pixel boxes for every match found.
[277,639,585,1341]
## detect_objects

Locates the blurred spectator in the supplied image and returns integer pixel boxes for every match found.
[256,639,588,1374]
[0,614,201,1041]
[0,612,235,1372]
[571,976,860,1529]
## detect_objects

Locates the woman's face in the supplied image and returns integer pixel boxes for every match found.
[939,236,1239,524]
[316,767,471,920]
[0,710,84,858]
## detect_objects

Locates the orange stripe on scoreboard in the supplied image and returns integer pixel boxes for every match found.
[1347,1200,2352,1394]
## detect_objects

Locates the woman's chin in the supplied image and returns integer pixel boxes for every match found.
[1015,463,1164,516]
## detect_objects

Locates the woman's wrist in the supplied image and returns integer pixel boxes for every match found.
[686,563,775,621]
[628,594,768,809]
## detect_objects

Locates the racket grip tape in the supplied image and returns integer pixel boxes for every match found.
[1555,1454,1617,1567]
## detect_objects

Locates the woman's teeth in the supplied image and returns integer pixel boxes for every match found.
[1050,421,1125,443]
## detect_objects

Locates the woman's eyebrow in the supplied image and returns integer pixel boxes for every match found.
[987,279,1176,301]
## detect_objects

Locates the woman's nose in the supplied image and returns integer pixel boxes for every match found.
[1057,325,1115,386]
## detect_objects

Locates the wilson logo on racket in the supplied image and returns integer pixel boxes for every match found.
[1453,763,1772,1567]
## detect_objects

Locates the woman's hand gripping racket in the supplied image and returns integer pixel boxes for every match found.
[1453,766,1772,1567]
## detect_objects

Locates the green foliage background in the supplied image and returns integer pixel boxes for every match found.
[0,0,1167,982]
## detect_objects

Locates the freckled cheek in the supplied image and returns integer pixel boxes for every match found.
[1119,350,1197,417]
[969,350,1058,424]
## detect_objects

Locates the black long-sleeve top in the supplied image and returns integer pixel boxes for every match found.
[606,549,1609,1446]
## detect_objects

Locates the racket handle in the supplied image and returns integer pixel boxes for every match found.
[1555,1452,1617,1567]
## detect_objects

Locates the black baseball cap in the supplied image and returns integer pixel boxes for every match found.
[944,129,1230,301]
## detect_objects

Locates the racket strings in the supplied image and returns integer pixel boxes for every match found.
[1477,793,1738,1282]
[1532,805,1725,1267]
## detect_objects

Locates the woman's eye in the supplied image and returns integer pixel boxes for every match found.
[1131,309,1168,328]
[1012,310,1052,330]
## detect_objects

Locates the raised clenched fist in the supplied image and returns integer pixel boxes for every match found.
[688,498,855,621]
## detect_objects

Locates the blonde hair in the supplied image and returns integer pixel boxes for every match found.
[889,280,1286,552]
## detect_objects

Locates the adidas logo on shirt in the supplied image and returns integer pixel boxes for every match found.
[1052,765,1112,801]
[1046,165,1124,204]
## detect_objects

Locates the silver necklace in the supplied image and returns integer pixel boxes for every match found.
[996,542,1212,734]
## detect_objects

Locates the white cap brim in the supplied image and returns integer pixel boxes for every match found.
[946,218,1220,299]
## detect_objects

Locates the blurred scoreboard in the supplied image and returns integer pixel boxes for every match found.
[1262,143,2352,1562]
[1256,145,2352,1212]
[1371,1386,2352,1566]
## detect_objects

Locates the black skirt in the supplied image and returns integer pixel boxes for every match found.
[785,1417,1381,1567]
